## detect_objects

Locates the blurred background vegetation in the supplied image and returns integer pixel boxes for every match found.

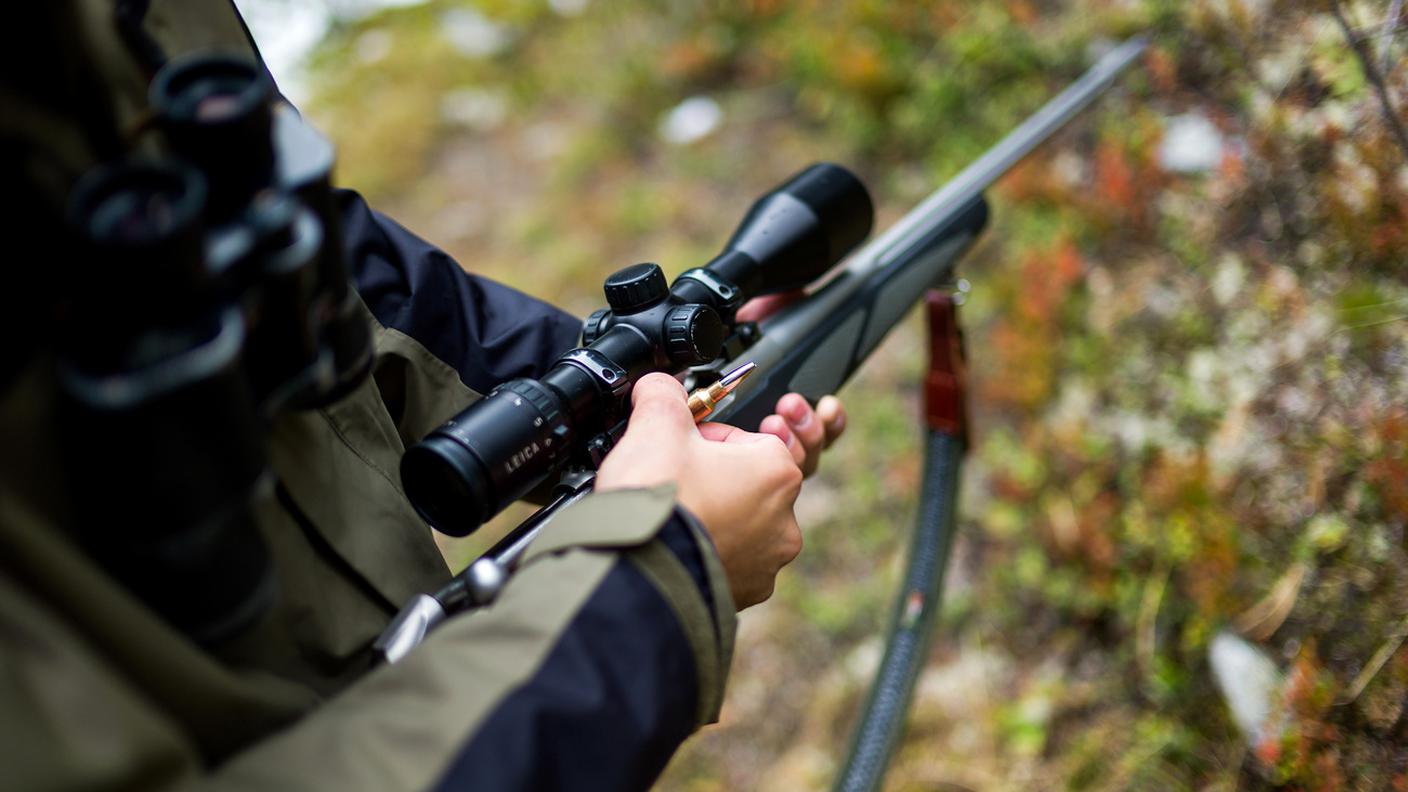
[241,0,1408,787]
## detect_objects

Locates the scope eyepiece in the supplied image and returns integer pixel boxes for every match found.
[402,379,574,536]
[239,194,333,409]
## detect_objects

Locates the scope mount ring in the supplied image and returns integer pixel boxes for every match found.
[675,268,743,313]
[558,348,631,401]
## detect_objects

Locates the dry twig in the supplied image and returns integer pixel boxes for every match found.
[1328,0,1408,162]
[1381,0,1404,73]
[1232,562,1308,641]
[1338,611,1408,704]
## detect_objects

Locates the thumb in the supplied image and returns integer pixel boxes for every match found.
[625,373,697,440]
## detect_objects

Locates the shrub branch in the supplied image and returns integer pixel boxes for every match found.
[1328,0,1408,162]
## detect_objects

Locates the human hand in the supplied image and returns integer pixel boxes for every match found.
[756,394,846,478]
[596,373,803,609]
[736,293,848,477]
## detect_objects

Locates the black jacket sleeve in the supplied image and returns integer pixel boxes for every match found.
[336,188,583,393]
[431,513,715,791]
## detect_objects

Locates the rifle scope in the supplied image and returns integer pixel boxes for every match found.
[401,164,873,536]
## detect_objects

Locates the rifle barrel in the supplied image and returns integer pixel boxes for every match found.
[873,36,1148,268]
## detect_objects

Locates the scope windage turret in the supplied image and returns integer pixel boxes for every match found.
[401,163,875,537]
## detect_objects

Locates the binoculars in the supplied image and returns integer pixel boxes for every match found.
[62,54,370,642]
[402,163,874,537]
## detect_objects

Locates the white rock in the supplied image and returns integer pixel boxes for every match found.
[1049,378,1095,428]
[354,29,393,64]
[1212,254,1247,306]
[523,121,570,162]
[1051,149,1088,187]
[1209,630,1282,742]
[844,636,883,681]
[658,96,723,145]
[1159,113,1225,174]
[440,88,508,131]
[1187,348,1219,385]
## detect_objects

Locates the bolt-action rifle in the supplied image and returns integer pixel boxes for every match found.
[379,36,1147,791]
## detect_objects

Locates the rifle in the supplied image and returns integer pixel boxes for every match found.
[377,36,1147,791]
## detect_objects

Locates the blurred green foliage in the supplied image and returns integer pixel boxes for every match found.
[299,0,1408,787]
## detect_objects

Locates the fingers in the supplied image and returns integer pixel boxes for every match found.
[705,392,845,477]
[735,291,804,323]
[777,393,826,476]
[816,395,846,449]
[759,414,806,468]
[713,426,801,493]
[626,373,696,440]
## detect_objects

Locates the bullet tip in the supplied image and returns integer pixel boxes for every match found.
[720,361,757,388]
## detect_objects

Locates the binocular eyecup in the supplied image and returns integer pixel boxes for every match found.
[150,54,276,220]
